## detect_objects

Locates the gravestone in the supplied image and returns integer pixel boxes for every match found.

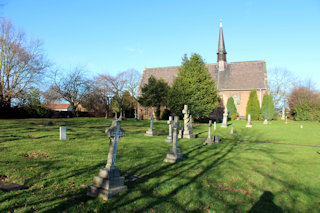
[144,114,156,136]
[182,105,195,138]
[281,106,285,120]
[203,120,214,145]
[59,126,67,140]
[122,110,126,120]
[221,109,228,128]
[246,114,252,128]
[164,116,183,163]
[300,125,303,128]
[263,119,268,124]
[214,135,220,143]
[230,124,234,134]
[214,121,217,131]
[165,116,174,142]
[87,120,127,200]
[134,109,137,121]
[178,126,184,139]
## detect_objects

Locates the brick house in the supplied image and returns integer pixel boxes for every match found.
[138,21,268,119]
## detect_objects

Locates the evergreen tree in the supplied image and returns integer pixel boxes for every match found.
[227,96,238,119]
[168,53,219,118]
[138,76,170,119]
[261,94,275,120]
[246,89,261,120]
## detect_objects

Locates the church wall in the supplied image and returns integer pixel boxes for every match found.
[219,89,268,118]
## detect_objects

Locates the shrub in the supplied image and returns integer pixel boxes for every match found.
[261,94,275,120]
[246,90,261,120]
[161,109,171,120]
[227,97,237,119]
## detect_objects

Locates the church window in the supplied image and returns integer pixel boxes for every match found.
[236,95,241,105]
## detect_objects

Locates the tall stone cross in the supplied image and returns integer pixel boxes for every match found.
[105,120,125,170]
[87,120,127,200]
[165,116,174,142]
[144,114,156,136]
[204,120,214,145]
[221,109,228,128]
[164,116,183,162]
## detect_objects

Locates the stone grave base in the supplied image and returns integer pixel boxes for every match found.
[165,136,172,143]
[144,129,156,136]
[183,133,195,139]
[263,119,268,125]
[87,168,127,200]
[221,124,227,128]
[163,148,183,163]
[0,182,29,192]
[246,124,252,128]
[203,138,214,145]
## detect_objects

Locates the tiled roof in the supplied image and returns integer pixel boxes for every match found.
[45,103,70,110]
[139,60,267,93]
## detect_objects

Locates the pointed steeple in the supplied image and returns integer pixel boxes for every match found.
[217,20,227,71]
[217,20,227,62]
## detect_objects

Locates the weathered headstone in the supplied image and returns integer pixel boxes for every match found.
[204,120,214,145]
[178,126,184,139]
[246,114,252,128]
[214,121,217,131]
[182,105,195,138]
[87,120,127,200]
[59,126,66,140]
[263,119,268,125]
[221,109,228,128]
[144,114,156,136]
[122,110,126,120]
[230,124,234,134]
[214,135,220,143]
[164,116,183,163]
[281,106,285,120]
[300,125,303,128]
[165,116,174,142]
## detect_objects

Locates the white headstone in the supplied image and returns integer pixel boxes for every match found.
[59,126,67,140]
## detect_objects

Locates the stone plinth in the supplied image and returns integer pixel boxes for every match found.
[163,148,183,163]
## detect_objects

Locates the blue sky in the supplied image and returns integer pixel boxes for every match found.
[1,0,320,88]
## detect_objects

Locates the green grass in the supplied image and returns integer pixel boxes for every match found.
[0,118,319,212]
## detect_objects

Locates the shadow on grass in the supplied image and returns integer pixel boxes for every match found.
[249,191,283,213]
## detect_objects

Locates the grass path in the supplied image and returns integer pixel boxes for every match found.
[0,118,319,212]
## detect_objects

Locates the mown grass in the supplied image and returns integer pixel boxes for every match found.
[0,118,319,212]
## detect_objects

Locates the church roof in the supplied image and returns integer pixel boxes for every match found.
[139,60,267,93]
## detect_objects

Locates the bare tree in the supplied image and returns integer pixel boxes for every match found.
[0,18,49,108]
[267,68,297,109]
[53,66,89,116]
[123,69,141,118]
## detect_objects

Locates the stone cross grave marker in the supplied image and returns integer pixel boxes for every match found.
[165,116,173,142]
[221,109,228,128]
[182,105,195,138]
[204,120,214,145]
[144,114,156,136]
[59,126,66,140]
[164,116,183,163]
[246,114,252,128]
[87,120,127,200]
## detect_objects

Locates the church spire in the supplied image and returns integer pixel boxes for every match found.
[217,20,227,71]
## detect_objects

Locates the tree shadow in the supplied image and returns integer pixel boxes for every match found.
[248,191,283,213]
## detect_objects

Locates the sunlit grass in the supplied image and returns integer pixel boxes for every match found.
[0,118,319,212]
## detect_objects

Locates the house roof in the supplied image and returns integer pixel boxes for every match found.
[139,60,267,93]
[45,103,71,110]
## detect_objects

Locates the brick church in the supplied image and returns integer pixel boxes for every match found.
[138,21,268,119]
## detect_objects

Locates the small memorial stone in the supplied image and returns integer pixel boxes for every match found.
[144,114,156,136]
[230,124,234,134]
[214,121,217,130]
[246,114,252,128]
[59,126,67,140]
[213,135,220,143]
[263,119,268,125]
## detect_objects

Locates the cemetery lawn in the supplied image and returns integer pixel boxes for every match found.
[0,118,320,212]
